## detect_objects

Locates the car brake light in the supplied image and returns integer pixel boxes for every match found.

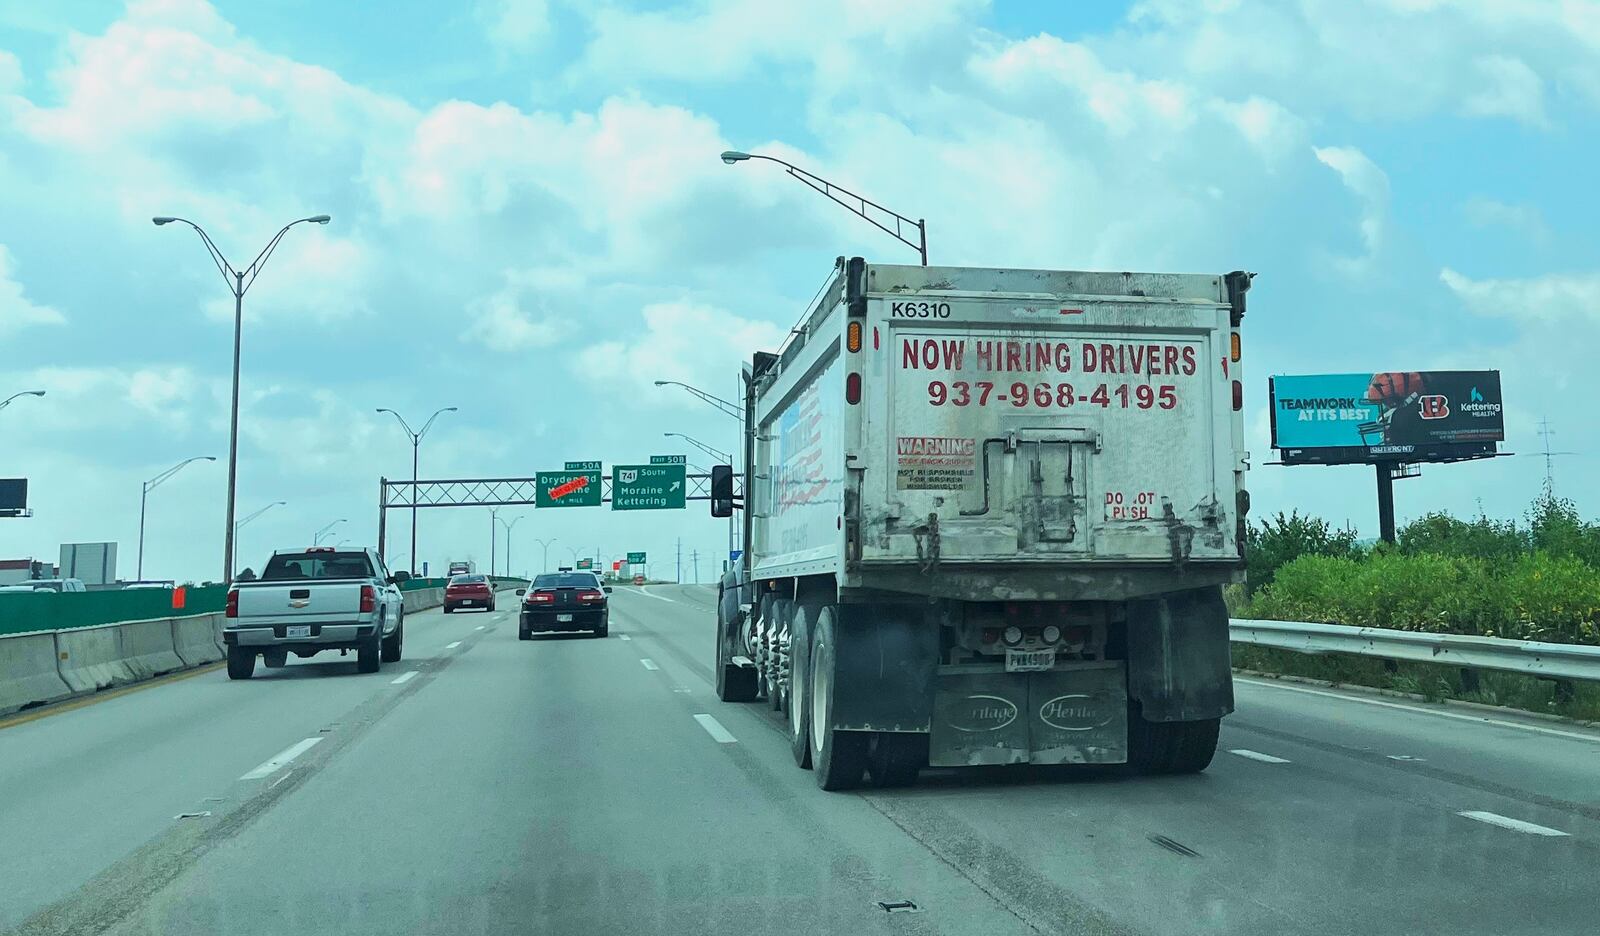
[528,592,554,604]
[225,589,239,618]
[360,585,376,613]
[578,591,605,602]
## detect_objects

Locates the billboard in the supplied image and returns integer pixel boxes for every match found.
[0,479,26,516]
[1270,371,1503,465]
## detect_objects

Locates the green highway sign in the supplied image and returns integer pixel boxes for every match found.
[576,557,593,569]
[649,454,687,465]
[612,464,687,511]
[536,470,602,507]
[565,460,601,471]
[627,551,647,564]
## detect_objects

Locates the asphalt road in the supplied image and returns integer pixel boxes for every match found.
[3,585,1599,936]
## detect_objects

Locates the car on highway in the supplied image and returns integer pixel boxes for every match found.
[223,546,405,679]
[518,572,611,639]
[0,578,87,593]
[443,573,496,613]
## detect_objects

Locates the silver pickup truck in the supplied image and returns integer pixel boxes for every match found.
[223,547,405,679]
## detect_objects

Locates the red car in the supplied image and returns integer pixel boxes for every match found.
[443,574,495,613]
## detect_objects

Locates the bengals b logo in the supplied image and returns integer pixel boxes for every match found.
[1418,395,1449,419]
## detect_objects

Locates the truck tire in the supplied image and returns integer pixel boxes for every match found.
[381,615,404,663]
[226,646,255,680]
[262,649,288,668]
[867,733,927,788]
[1128,702,1220,774]
[808,605,868,791]
[769,597,793,713]
[1162,718,1221,774]
[787,601,814,769]
[357,634,381,674]
[715,591,758,702]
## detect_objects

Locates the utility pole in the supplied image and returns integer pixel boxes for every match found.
[676,537,682,584]
[692,548,699,584]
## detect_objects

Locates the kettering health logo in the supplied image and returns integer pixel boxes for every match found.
[1460,385,1503,418]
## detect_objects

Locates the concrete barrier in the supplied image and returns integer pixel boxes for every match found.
[0,632,74,715]
[118,617,187,681]
[55,624,135,693]
[403,587,446,614]
[172,613,225,667]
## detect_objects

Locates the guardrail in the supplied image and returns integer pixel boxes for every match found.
[1230,618,1600,683]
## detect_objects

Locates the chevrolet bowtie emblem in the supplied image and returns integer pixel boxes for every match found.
[289,599,309,608]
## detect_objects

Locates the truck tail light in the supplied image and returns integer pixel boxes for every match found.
[846,372,862,404]
[360,585,376,613]
[847,321,862,353]
[225,589,239,618]
[1230,332,1241,362]
[1232,380,1243,411]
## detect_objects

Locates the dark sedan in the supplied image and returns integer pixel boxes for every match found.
[519,572,610,639]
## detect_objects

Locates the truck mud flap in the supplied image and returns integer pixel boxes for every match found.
[930,664,1128,768]
[1125,585,1234,722]
[831,604,939,733]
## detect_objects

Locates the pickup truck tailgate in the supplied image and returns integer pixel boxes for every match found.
[235,582,365,625]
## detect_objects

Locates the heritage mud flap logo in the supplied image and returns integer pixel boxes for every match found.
[1039,693,1115,731]
[947,694,1018,732]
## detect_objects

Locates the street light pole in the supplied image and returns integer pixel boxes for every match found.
[720,150,927,265]
[312,519,347,546]
[154,213,331,585]
[232,500,286,578]
[137,455,217,581]
[377,407,456,575]
[530,538,556,575]
[0,390,46,414]
[497,515,522,577]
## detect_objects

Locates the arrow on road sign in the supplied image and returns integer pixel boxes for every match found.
[669,481,681,492]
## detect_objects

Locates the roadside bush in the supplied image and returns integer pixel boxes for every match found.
[1398,511,1525,564]
[1244,511,1362,595]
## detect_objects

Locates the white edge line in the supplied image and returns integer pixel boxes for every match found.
[475,625,486,630]
[1229,748,1291,764]
[1237,676,1600,744]
[390,670,418,685]
[240,737,323,780]
[619,634,632,641]
[640,659,660,671]
[637,587,675,603]
[693,713,737,743]
[445,641,462,649]
[1457,811,1569,836]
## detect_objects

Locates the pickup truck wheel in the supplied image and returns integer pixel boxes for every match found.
[357,634,381,674]
[768,598,793,713]
[262,649,288,668]
[715,590,758,703]
[226,645,256,680]
[381,616,404,663]
[867,733,927,788]
[787,601,814,769]
[808,605,868,791]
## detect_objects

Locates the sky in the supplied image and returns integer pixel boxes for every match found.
[2,0,1599,583]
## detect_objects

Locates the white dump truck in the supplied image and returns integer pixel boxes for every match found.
[711,257,1253,789]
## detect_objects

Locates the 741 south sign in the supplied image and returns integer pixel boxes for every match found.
[612,464,686,511]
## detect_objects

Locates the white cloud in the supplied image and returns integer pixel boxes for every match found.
[1313,145,1389,270]
[1463,55,1547,126]
[0,244,66,335]
[1440,267,1600,323]
[1462,197,1550,243]
[577,301,785,403]
[0,50,21,93]
[461,280,561,352]
[476,0,550,52]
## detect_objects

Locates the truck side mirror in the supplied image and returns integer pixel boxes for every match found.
[711,464,735,518]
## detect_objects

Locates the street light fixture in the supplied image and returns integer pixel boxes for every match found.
[376,406,457,574]
[652,380,741,419]
[231,500,285,578]
[663,431,732,463]
[138,455,217,580]
[313,518,347,546]
[530,537,556,574]
[0,390,46,413]
[154,212,331,585]
[719,150,927,265]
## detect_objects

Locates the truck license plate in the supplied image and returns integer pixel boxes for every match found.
[286,625,311,638]
[557,614,573,623]
[1005,649,1054,673]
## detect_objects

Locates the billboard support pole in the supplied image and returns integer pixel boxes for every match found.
[1376,465,1396,545]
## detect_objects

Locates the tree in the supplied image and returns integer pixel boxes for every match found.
[1246,511,1361,594]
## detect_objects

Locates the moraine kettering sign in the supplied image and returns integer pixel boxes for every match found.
[1270,370,1504,465]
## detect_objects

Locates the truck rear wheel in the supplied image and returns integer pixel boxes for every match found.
[808,605,868,791]
[867,733,927,788]
[768,597,793,713]
[357,634,381,674]
[381,615,404,663]
[787,601,814,769]
[226,646,255,680]
[1128,702,1220,774]
[262,649,287,668]
[715,589,758,702]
